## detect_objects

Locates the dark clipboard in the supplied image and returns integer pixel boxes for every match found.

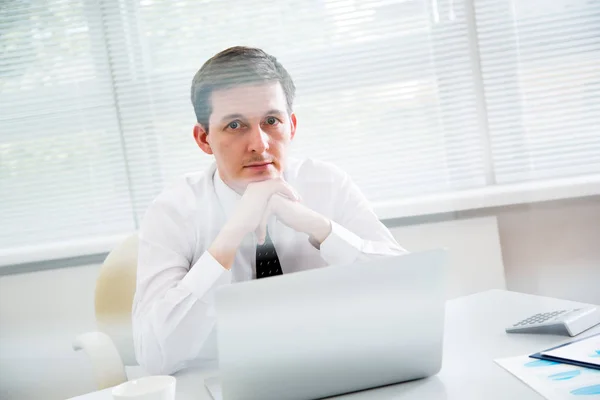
[529,333,600,371]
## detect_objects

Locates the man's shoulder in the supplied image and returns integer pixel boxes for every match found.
[149,164,216,212]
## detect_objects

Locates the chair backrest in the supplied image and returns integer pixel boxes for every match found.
[95,234,138,366]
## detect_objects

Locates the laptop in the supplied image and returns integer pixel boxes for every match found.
[209,249,447,400]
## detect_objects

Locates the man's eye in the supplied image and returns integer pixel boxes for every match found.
[265,117,278,125]
[228,121,241,130]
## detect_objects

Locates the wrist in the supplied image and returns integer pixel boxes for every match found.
[208,222,245,270]
[219,221,247,245]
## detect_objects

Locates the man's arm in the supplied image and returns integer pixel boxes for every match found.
[267,168,406,267]
[319,169,407,265]
[133,200,231,375]
[133,179,300,374]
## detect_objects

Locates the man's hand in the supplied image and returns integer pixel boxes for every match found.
[209,178,300,270]
[227,178,300,240]
[260,194,332,248]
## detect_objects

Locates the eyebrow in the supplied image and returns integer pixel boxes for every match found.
[219,114,245,124]
[264,109,286,117]
[219,110,286,124]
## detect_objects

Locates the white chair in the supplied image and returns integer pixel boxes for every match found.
[73,234,139,390]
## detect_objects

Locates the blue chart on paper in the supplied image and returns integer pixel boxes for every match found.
[517,348,600,397]
[570,384,600,396]
[525,359,560,367]
[548,370,582,381]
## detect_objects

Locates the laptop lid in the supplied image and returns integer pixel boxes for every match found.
[215,249,447,400]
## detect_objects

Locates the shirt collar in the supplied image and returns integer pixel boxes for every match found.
[213,168,242,220]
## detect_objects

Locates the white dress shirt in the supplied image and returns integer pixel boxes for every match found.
[132,157,406,374]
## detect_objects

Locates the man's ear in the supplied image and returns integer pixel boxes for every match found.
[193,123,213,155]
[290,112,297,141]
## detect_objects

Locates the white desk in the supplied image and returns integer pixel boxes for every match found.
[70,290,600,400]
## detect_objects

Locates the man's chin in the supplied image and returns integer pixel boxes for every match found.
[244,172,278,183]
[234,170,275,186]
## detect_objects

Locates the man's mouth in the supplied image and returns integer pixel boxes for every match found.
[244,161,272,168]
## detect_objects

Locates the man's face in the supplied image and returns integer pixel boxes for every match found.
[194,82,296,192]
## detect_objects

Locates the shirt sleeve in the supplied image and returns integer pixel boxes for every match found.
[319,168,407,266]
[132,197,230,375]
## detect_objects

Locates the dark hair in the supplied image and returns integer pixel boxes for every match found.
[190,46,296,131]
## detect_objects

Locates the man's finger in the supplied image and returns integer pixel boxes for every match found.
[270,179,300,202]
[255,207,271,245]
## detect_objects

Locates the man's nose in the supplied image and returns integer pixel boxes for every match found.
[248,125,269,153]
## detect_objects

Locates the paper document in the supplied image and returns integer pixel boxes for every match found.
[543,335,600,367]
[495,354,600,399]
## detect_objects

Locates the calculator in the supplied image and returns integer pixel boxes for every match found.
[505,307,600,336]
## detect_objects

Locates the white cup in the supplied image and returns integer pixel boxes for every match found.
[112,376,176,400]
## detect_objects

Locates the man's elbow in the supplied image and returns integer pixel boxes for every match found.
[134,327,184,376]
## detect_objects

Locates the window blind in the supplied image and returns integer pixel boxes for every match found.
[0,0,135,252]
[1,0,598,264]
[101,0,486,224]
[474,0,600,183]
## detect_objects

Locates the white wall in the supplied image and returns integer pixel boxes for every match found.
[389,196,600,305]
[390,216,507,299]
[0,264,100,400]
[387,196,600,305]
[0,196,598,400]
[497,196,600,304]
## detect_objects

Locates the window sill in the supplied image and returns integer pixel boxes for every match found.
[0,234,132,269]
[1,174,599,269]
[374,174,600,220]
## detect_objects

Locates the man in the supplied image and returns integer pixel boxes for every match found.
[132,46,406,375]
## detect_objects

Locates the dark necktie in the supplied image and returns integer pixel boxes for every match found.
[256,230,283,279]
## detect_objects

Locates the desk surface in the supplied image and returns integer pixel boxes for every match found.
[70,290,600,400]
